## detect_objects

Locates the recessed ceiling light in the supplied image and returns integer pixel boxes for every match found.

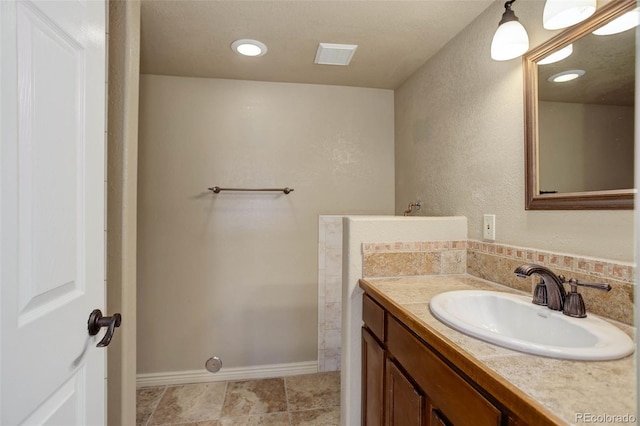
[231,39,267,57]
[593,7,640,36]
[537,44,573,65]
[547,69,585,83]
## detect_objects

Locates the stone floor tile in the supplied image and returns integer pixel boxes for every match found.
[183,412,291,426]
[290,407,340,425]
[136,386,166,426]
[285,372,340,412]
[149,382,227,425]
[137,372,342,426]
[218,412,290,425]
[221,378,287,417]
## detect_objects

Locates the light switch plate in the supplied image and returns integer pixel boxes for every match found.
[483,214,496,241]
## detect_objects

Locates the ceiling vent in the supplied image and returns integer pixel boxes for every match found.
[314,43,358,66]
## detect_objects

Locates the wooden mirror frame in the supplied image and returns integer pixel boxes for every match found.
[523,0,636,210]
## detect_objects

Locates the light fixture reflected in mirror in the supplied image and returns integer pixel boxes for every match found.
[537,44,573,65]
[547,69,585,83]
[543,0,596,30]
[491,0,529,61]
[592,7,640,35]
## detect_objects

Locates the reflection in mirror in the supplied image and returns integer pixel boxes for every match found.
[538,27,634,194]
[523,0,636,209]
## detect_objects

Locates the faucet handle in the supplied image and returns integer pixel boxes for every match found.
[532,279,548,306]
[568,278,612,292]
[562,278,611,318]
[563,280,587,318]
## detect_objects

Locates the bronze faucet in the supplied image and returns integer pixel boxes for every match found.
[514,264,567,311]
[514,264,611,317]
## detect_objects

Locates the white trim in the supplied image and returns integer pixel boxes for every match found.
[136,361,318,389]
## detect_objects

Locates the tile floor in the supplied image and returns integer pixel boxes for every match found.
[137,372,340,426]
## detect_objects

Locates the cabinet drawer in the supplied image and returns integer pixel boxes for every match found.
[387,316,501,426]
[363,294,385,342]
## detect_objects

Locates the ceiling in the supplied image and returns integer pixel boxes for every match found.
[140,0,494,90]
[538,27,636,106]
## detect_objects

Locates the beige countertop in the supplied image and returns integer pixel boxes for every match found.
[360,274,637,426]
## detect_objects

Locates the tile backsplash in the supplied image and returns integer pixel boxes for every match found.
[466,240,634,325]
[363,241,467,277]
[363,239,635,325]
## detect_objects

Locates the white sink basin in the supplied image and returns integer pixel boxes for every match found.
[429,290,634,360]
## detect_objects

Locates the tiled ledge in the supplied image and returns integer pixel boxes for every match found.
[363,240,467,253]
[362,239,635,325]
[362,241,466,277]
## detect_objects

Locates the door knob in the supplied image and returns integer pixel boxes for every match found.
[87,309,122,347]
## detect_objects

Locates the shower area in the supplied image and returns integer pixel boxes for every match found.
[135,74,396,384]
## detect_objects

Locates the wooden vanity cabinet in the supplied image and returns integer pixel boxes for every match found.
[362,327,385,425]
[362,294,508,426]
[386,358,426,426]
[362,294,387,425]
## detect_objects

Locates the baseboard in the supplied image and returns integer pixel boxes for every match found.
[136,360,319,388]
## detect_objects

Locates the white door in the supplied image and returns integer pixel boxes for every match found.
[1,0,107,424]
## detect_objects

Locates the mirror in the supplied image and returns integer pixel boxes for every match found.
[523,0,636,210]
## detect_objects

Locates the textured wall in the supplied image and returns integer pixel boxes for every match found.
[394,0,634,262]
[137,75,394,374]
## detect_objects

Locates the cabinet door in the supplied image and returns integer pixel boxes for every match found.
[387,317,502,426]
[429,404,453,426]
[362,327,385,426]
[386,359,425,426]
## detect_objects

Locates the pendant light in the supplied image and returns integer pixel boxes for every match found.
[543,0,596,30]
[491,0,530,61]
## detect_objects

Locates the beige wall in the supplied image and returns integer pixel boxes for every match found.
[539,101,634,193]
[107,1,139,424]
[137,75,394,374]
[395,0,634,262]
